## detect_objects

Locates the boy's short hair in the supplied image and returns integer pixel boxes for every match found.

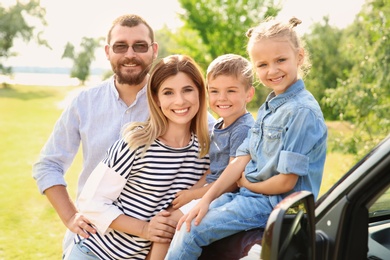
[206,54,253,90]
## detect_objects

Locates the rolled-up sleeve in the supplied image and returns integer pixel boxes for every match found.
[77,162,126,234]
[32,99,81,194]
[277,107,326,176]
[277,151,308,176]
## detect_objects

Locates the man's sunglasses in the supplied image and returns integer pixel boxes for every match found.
[110,42,154,54]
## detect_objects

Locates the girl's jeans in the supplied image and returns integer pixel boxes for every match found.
[165,188,273,260]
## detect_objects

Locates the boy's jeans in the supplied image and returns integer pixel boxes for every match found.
[165,188,273,260]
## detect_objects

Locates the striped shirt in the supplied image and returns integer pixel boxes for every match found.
[75,133,209,259]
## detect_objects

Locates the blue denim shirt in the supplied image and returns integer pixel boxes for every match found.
[236,79,327,206]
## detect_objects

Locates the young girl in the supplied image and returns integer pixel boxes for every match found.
[65,54,210,260]
[165,17,328,259]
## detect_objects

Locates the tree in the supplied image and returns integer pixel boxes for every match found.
[171,0,282,109]
[303,17,353,119]
[155,25,180,59]
[325,0,390,157]
[0,0,47,76]
[62,37,104,85]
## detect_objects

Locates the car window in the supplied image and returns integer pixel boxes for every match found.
[367,186,390,260]
[369,186,390,219]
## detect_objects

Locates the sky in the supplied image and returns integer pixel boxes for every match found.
[5,0,366,70]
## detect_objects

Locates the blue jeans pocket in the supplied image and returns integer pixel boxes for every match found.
[67,240,99,260]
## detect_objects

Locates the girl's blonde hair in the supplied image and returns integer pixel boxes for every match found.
[123,54,210,158]
[246,17,311,77]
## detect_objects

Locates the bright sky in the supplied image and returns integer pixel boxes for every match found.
[5,0,366,69]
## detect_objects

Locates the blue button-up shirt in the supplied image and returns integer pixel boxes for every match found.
[33,77,150,197]
[237,79,327,205]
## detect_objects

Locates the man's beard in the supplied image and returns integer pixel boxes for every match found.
[113,58,151,85]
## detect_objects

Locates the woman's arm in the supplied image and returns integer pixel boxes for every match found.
[110,212,177,243]
[78,162,177,242]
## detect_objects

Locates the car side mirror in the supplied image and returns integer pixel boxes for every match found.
[260,191,315,260]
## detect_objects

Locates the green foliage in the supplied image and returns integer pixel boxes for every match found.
[170,0,281,109]
[62,37,104,84]
[324,0,390,157]
[303,17,353,119]
[155,25,180,59]
[0,0,48,74]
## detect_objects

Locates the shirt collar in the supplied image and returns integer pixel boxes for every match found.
[109,75,148,102]
[265,79,305,112]
[109,76,120,100]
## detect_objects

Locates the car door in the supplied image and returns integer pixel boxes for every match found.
[260,135,390,260]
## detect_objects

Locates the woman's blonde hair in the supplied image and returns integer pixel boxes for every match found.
[123,54,210,158]
[246,17,311,77]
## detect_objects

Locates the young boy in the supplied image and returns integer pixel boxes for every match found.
[147,53,255,260]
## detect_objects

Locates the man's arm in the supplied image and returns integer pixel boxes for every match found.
[45,185,96,238]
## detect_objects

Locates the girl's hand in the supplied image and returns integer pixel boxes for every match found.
[236,171,249,188]
[177,199,210,232]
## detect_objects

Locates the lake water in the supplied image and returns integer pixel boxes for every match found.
[0,72,104,87]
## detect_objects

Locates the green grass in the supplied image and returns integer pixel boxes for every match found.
[0,84,354,259]
[0,85,82,259]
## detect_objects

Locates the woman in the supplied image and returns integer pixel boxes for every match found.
[66,54,210,260]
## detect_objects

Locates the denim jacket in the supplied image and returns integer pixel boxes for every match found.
[236,79,327,207]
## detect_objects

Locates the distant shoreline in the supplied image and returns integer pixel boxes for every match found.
[1,71,104,87]
[11,66,108,76]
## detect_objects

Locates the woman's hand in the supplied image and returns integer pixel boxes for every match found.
[142,211,177,243]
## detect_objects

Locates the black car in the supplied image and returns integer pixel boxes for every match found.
[200,134,390,260]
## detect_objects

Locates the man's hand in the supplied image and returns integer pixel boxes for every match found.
[66,212,96,238]
[44,185,96,238]
[142,211,177,243]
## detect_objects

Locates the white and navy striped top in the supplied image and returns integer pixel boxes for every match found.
[75,133,209,259]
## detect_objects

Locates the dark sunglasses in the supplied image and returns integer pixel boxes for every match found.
[111,42,154,54]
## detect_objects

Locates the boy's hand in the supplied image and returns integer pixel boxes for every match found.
[177,199,210,232]
[172,190,193,209]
